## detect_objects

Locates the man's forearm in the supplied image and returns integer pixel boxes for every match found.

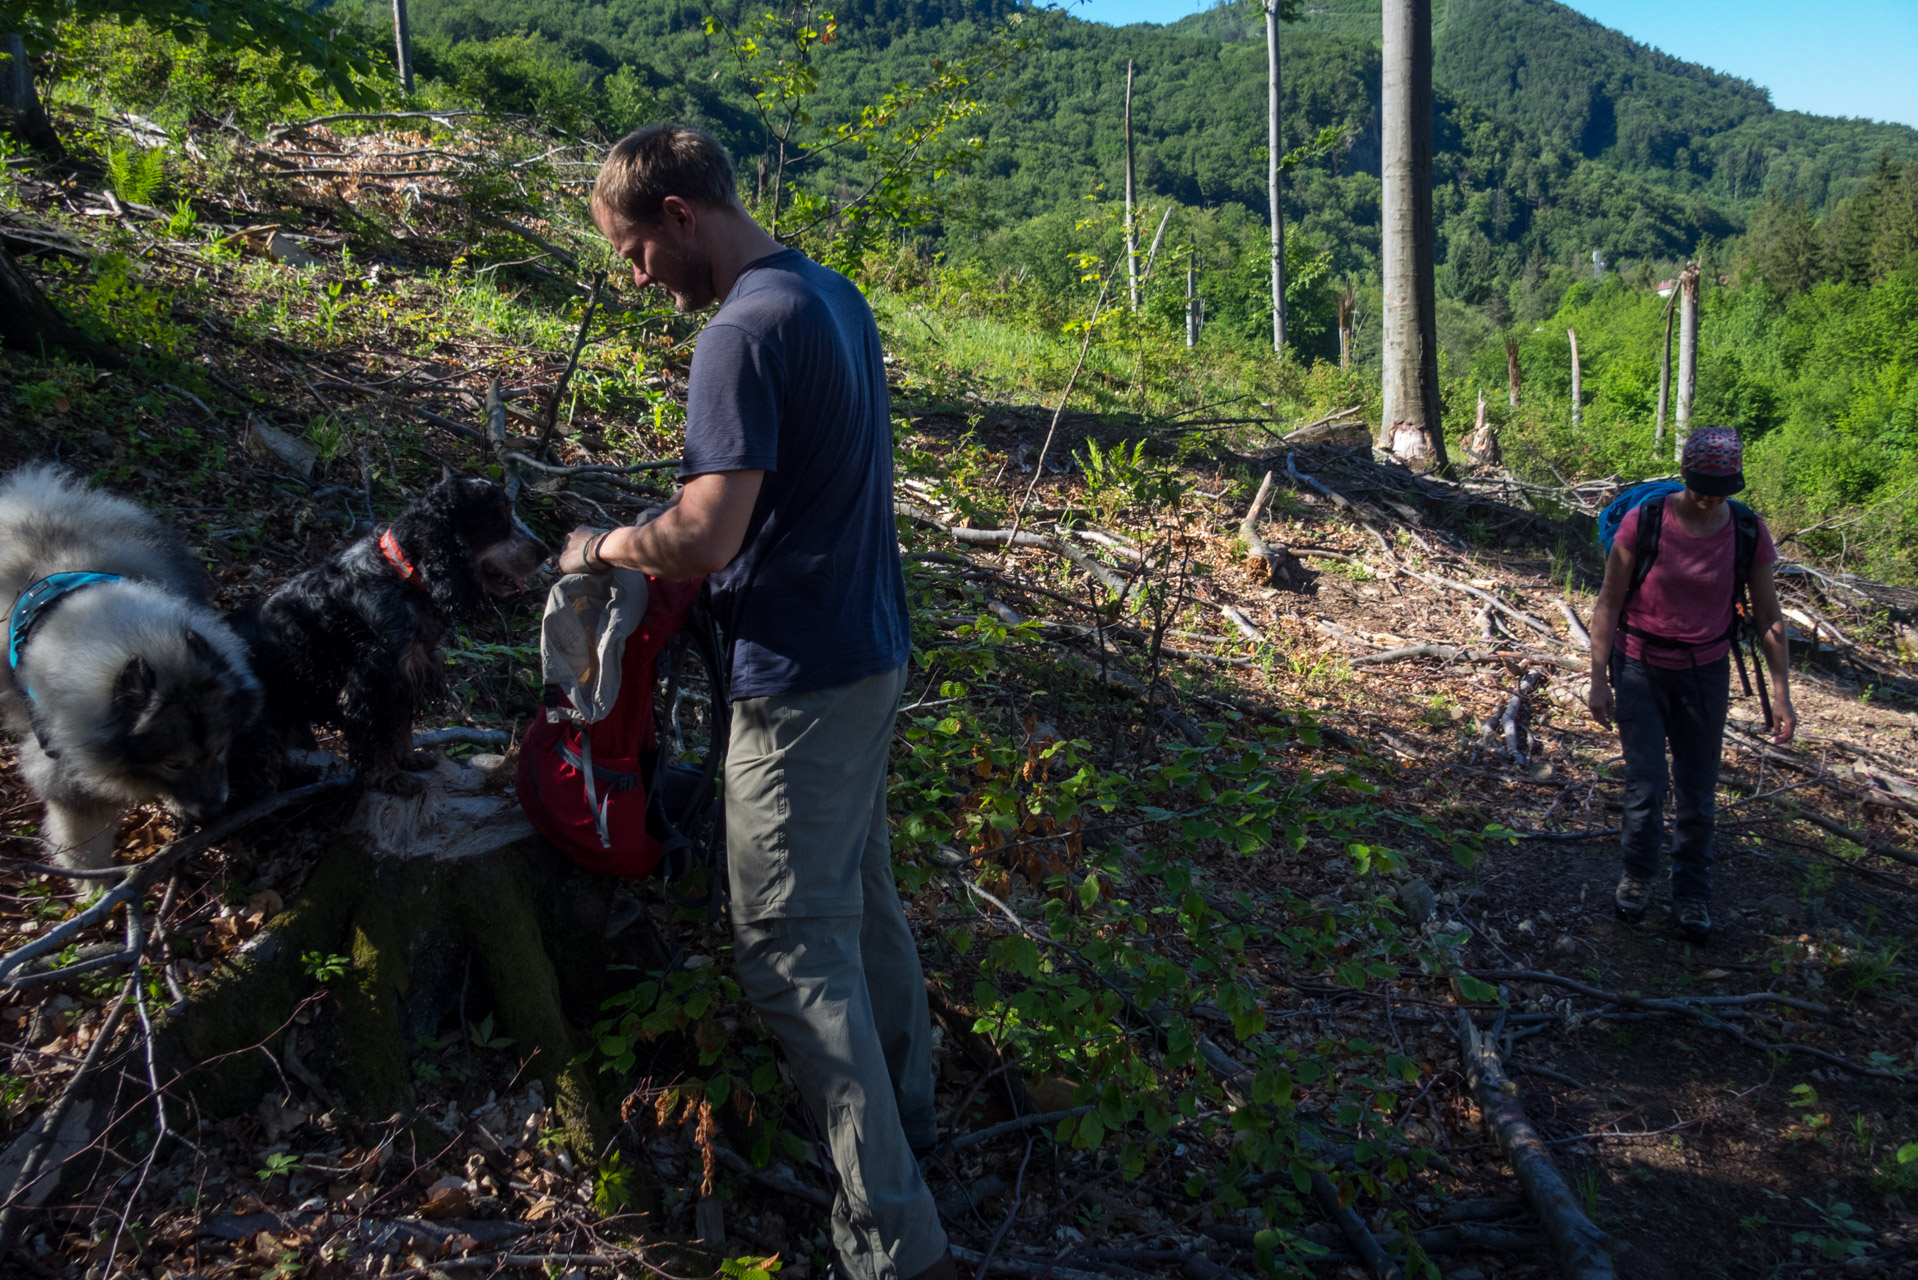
[597,508,725,578]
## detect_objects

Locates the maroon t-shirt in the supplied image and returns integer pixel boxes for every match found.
[1615,497,1777,669]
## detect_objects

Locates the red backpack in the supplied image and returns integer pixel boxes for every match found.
[516,576,727,880]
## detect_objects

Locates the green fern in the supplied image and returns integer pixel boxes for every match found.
[104,141,165,206]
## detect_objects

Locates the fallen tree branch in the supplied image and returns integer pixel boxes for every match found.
[1238,471,1290,585]
[1469,969,1837,1020]
[539,270,605,456]
[938,1105,1097,1156]
[0,777,354,985]
[1453,1012,1614,1280]
[1558,597,1591,649]
[1349,644,1582,671]
[1503,670,1546,765]
[0,978,134,1249]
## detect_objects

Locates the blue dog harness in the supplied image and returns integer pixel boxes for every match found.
[8,571,123,705]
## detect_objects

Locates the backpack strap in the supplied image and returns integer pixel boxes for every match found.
[1623,492,1665,611]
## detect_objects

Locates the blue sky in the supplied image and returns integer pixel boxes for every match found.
[1070,0,1918,129]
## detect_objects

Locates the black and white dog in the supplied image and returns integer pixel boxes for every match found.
[235,474,549,794]
[0,465,262,868]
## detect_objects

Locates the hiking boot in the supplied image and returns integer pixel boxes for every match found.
[1674,896,1712,943]
[1614,873,1652,921]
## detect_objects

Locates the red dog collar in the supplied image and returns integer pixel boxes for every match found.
[380,528,423,587]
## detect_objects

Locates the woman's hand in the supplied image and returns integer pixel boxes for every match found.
[1772,694,1798,745]
[1587,674,1615,729]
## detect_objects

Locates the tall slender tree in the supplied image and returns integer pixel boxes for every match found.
[1264,1,1285,353]
[1379,0,1448,469]
[1674,262,1700,462]
[392,0,415,95]
[1123,59,1138,311]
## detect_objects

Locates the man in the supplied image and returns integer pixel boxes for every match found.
[558,125,951,1280]
[1586,426,1797,942]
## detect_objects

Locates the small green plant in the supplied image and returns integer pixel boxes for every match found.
[300,951,349,982]
[592,1149,637,1216]
[104,140,166,205]
[1417,690,1462,730]
[469,1013,516,1051]
[1574,1165,1601,1219]
[315,280,352,342]
[719,1255,783,1280]
[255,1151,301,1182]
[165,198,199,239]
[413,1059,442,1083]
[307,414,347,466]
[1835,942,1903,998]
[1789,1197,1871,1261]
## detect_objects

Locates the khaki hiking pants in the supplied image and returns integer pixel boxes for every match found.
[724,665,947,1280]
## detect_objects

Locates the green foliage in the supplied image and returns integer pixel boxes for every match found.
[1790,1197,1873,1261]
[592,1150,637,1216]
[299,951,349,983]
[255,1151,301,1181]
[468,1013,515,1051]
[103,139,165,204]
[11,0,380,110]
[719,1256,783,1280]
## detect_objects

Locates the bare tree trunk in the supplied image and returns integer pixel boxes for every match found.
[392,0,415,95]
[1123,59,1138,312]
[1675,262,1699,462]
[1185,256,1199,348]
[1379,0,1447,470]
[0,241,117,364]
[1337,284,1353,368]
[1266,3,1286,355]
[1655,299,1673,451]
[1567,326,1581,430]
[1,35,59,156]
[1506,336,1521,407]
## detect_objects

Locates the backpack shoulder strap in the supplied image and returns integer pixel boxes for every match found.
[1729,501,1759,595]
[1627,493,1665,600]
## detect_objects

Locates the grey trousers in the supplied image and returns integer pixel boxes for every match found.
[725,665,947,1280]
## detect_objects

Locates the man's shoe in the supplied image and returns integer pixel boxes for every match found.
[1614,873,1652,921]
[1674,896,1712,942]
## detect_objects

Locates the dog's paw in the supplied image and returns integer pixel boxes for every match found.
[399,749,438,773]
[367,771,428,797]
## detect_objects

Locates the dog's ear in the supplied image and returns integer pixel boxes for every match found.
[441,463,455,485]
[111,656,157,721]
[182,629,232,675]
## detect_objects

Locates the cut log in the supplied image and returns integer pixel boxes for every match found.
[1454,1011,1614,1279]
[1238,470,1292,585]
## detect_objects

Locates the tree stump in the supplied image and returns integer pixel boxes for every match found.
[135,758,678,1180]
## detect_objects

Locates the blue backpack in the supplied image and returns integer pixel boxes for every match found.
[1595,482,1682,555]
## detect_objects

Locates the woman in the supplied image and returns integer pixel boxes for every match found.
[1586,427,1797,942]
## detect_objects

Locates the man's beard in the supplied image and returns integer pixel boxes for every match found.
[662,244,717,312]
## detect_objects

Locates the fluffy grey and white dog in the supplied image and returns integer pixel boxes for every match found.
[0,465,261,868]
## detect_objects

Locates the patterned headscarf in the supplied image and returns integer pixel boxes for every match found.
[1681,426,1745,497]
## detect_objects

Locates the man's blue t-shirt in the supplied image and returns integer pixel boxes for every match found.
[680,248,909,700]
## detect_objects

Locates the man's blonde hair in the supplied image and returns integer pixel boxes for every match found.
[593,124,738,225]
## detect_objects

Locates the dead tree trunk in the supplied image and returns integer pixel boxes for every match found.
[1265,2,1286,354]
[1655,296,1674,451]
[1674,262,1700,462]
[0,240,117,363]
[1337,283,1354,368]
[392,0,416,96]
[1505,335,1521,407]
[1185,256,1199,348]
[1567,326,1582,430]
[1123,59,1138,312]
[1379,0,1448,470]
[1,35,59,156]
